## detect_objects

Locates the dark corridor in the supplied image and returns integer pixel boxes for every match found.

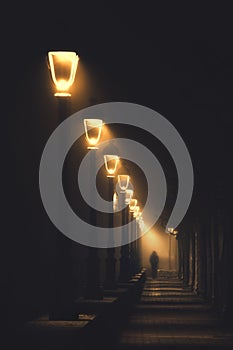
[2,2,233,349]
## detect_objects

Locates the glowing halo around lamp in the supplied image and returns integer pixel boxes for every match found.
[83,119,103,149]
[48,51,79,97]
[104,155,119,177]
[118,175,130,192]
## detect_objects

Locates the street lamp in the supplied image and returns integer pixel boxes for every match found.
[128,198,138,275]
[167,227,175,234]
[103,155,119,290]
[84,119,103,149]
[129,199,137,212]
[118,174,130,192]
[167,228,175,271]
[48,51,79,97]
[117,174,132,282]
[104,155,119,178]
[132,205,142,273]
[47,51,80,320]
[83,118,104,299]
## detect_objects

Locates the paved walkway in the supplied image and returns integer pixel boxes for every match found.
[113,276,233,349]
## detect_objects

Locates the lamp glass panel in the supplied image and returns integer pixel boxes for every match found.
[118,175,130,191]
[84,119,103,147]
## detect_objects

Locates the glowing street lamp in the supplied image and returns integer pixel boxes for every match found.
[118,175,130,192]
[129,199,137,212]
[167,228,176,270]
[48,51,79,97]
[132,205,142,272]
[104,159,119,289]
[47,51,80,320]
[129,197,138,271]
[167,227,175,234]
[84,119,103,149]
[83,118,104,299]
[104,155,119,178]
[117,174,131,282]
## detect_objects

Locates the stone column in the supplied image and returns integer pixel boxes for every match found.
[84,149,103,299]
[118,192,131,282]
[104,176,117,289]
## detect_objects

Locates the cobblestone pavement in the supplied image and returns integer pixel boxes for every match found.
[114,275,233,349]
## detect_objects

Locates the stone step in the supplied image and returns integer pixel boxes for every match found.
[118,334,233,349]
[135,303,213,312]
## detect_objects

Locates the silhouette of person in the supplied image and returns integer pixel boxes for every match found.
[149,250,159,279]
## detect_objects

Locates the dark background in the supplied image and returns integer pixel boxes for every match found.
[1,1,232,326]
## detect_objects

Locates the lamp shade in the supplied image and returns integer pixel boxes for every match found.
[118,174,130,192]
[104,155,119,177]
[48,51,79,97]
[83,119,103,149]
[129,198,137,212]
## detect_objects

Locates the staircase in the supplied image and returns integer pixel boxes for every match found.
[115,272,233,349]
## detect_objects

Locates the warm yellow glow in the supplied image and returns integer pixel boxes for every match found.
[118,175,130,192]
[54,92,71,97]
[133,205,140,218]
[141,228,178,272]
[167,227,175,234]
[113,192,118,211]
[125,189,133,204]
[136,211,142,221]
[84,119,103,149]
[129,198,137,212]
[139,217,145,231]
[48,51,79,97]
[104,155,119,177]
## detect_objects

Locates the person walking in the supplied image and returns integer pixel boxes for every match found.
[149,250,159,279]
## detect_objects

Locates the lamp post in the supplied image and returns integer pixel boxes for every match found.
[129,198,138,275]
[167,227,177,271]
[83,118,104,299]
[103,155,119,289]
[167,228,173,270]
[136,209,143,271]
[118,175,132,282]
[47,50,79,320]
[133,205,142,273]
[173,230,178,276]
